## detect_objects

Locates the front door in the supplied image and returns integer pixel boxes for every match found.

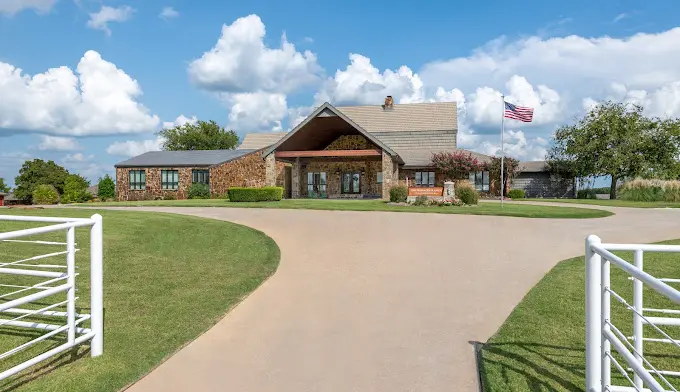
[342,172,361,194]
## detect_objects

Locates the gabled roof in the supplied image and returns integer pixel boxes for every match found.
[238,132,288,150]
[262,102,402,162]
[336,102,457,132]
[114,149,257,168]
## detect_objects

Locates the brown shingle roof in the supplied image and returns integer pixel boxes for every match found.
[238,132,289,150]
[336,102,457,132]
[397,148,492,168]
[518,161,549,172]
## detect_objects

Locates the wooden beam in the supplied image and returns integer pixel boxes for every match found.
[275,149,381,158]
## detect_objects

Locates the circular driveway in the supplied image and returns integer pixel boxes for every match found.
[116,205,680,392]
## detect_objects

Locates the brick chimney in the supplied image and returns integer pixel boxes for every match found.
[382,95,394,109]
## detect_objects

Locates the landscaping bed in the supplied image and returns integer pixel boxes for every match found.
[0,209,280,392]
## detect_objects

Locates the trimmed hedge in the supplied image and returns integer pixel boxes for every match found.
[228,187,283,202]
[389,185,408,203]
[507,189,525,199]
[188,183,210,199]
[455,182,479,205]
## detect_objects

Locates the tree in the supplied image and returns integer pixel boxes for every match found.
[547,101,680,199]
[486,156,520,197]
[97,174,116,200]
[14,159,70,202]
[431,151,484,180]
[0,178,9,193]
[61,174,92,204]
[157,120,239,151]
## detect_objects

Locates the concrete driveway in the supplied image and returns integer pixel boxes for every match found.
[111,205,680,392]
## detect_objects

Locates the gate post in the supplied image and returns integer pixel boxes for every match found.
[90,214,104,357]
[585,235,602,392]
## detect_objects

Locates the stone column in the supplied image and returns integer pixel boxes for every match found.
[291,157,301,198]
[444,181,455,199]
[265,153,277,187]
[381,150,394,200]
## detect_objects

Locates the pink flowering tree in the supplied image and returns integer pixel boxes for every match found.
[431,151,483,181]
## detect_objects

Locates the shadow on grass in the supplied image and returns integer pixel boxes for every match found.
[478,341,585,392]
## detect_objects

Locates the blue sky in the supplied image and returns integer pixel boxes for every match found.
[1,0,680,187]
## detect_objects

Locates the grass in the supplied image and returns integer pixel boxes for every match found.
[0,208,280,392]
[480,239,680,391]
[519,198,680,208]
[80,199,613,219]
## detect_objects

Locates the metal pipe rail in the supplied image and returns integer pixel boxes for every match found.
[0,214,103,382]
[586,235,680,392]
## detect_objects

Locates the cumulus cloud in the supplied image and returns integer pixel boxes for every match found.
[106,137,164,157]
[158,6,178,20]
[87,5,134,36]
[62,153,107,181]
[0,50,160,136]
[162,114,198,129]
[188,14,322,94]
[224,92,288,132]
[36,135,82,151]
[0,0,55,15]
[477,130,549,161]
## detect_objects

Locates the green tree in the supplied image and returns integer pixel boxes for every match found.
[157,120,239,151]
[61,174,92,204]
[97,174,116,200]
[0,178,9,193]
[547,101,680,199]
[14,159,70,202]
[486,156,520,197]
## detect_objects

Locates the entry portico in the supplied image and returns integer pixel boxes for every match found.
[263,102,403,200]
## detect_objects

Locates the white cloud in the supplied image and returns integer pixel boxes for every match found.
[477,130,549,161]
[158,6,178,20]
[61,153,106,181]
[225,92,288,132]
[0,50,160,136]
[0,0,55,15]
[188,14,322,93]
[63,153,93,163]
[106,137,164,157]
[162,114,198,129]
[613,13,628,23]
[87,5,134,36]
[36,135,82,151]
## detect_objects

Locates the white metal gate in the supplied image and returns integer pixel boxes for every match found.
[586,235,680,392]
[0,214,103,381]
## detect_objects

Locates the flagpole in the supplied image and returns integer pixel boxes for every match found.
[500,94,505,208]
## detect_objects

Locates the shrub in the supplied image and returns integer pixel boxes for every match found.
[61,174,92,204]
[455,182,479,205]
[577,189,598,199]
[163,193,177,200]
[32,184,59,205]
[412,195,429,206]
[97,174,116,200]
[389,185,408,203]
[619,179,680,202]
[228,187,283,202]
[188,183,210,199]
[507,189,526,199]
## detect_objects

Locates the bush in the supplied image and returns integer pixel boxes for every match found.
[389,185,408,203]
[228,187,283,202]
[32,184,60,205]
[412,195,429,206]
[97,174,116,200]
[577,189,598,199]
[188,183,210,199]
[507,189,526,199]
[455,182,479,205]
[163,193,177,201]
[61,174,92,204]
[619,179,680,202]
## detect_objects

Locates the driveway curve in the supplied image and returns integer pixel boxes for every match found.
[110,205,680,392]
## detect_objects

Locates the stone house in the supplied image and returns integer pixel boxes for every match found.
[114,98,573,200]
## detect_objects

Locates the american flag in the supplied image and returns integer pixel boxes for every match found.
[504,101,534,122]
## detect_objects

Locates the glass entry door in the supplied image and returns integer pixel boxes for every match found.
[342,172,361,194]
[307,172,327,198]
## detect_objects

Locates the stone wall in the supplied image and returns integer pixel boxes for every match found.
[325,135,373,150]
[116,151,285,201]
[116,167,198,201]
[299,158,382,198]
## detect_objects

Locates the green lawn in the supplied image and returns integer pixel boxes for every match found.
[480,239,680,391]
[82,199,613,219]
[0,209,280,392]
[519,198,680,208]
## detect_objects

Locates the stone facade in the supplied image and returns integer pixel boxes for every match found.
[381,150,395,199]
[116,151,285,201]
[300,159,382,198]
[325,135,373,150]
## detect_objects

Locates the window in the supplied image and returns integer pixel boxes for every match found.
[192,169,210,185]
[469,171,490,192]
[161,170,179,190]
[415,172,435,187]
[129,170,146,190]
[307,172,327,197]
[341,172,361,194]
[377,172,383,184]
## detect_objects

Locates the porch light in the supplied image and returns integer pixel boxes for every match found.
[361,170,366,175]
